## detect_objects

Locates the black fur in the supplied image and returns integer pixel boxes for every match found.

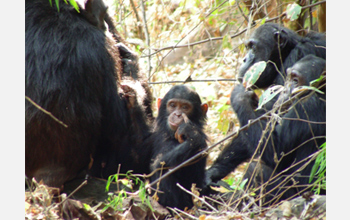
[238,23,326,89]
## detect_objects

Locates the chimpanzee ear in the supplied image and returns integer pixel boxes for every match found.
[201,103,208,116]
[274,29,288,48]
[157,98,162,111]
[85,0,107,30]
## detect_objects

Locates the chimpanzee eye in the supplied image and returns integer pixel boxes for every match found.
[290,70,299,85]
[246,40,255,50]
[182,105,189,110]
[292,78,299,85]
[169,102,176,108]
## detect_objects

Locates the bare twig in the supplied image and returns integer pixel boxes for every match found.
[149,78,236,85]
[176,183,218,213]
[281,117,326,124]
[140,0,152,79]
[172,207,197,220]
[57,180,88,207]
[129,0,144,40]
[202,195,232,211]
[25,96,68,128]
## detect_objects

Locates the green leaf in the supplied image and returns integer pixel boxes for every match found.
[292,85,324,95]
[257,85,284,110]
[243,61,267,89]
[310,75,325,87]
[55,0,60,12]
[217,103,230,113]
[83,203,91,210]
[139,187,146,203]
[238,43,245,54]
[69,0,80,12]
[309,142,326,184]
[286,3,302,21]
[239,178,248,189]
[146,197,155,212]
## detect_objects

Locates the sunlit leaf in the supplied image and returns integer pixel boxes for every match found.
[55,0,59,12]
[309,142,326,183]
[243,61,267,89]
[83,203,91,210]
[210,185,231,193]
[292,86,324,95]
[239,178,248,189]
[69,0,80,12]
[238,42,245,54]
[310,75,325,87]
[286,3,302,21]
[217,109,231,133]
[257,85,284,110]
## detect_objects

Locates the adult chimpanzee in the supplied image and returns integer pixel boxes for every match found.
[25,0,151,188]
[206,55,326,205]
[238,23,326,89]
[149,85,208,210]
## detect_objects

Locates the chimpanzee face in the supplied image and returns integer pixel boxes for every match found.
[166,98,193,131]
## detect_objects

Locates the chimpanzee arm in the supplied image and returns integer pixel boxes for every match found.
[206,133,252,183]
[206,84,268,183]
[231,84,274,146]
[117,43,139,79]
[152,122,207,169]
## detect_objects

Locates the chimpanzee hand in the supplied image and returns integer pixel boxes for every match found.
[116,42,137,59]
[120,84,137,109]
[230,84,259,111]
[174,113,202,144]
[116,43,139,77]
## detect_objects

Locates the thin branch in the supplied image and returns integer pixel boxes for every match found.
[129,0,144,40]
[236,0,249,24]
[201,195,232,211]
[149,78,237,85]
[140,0,152,79]
[167,207,184,220]
[172,207,197,220]
[176,183,219,213]
[282,117,326,124]
[25,96,68,128]
[57,180,88,206]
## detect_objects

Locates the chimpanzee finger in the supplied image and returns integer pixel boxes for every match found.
[174,129,185,144]
[182,113,190,124]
